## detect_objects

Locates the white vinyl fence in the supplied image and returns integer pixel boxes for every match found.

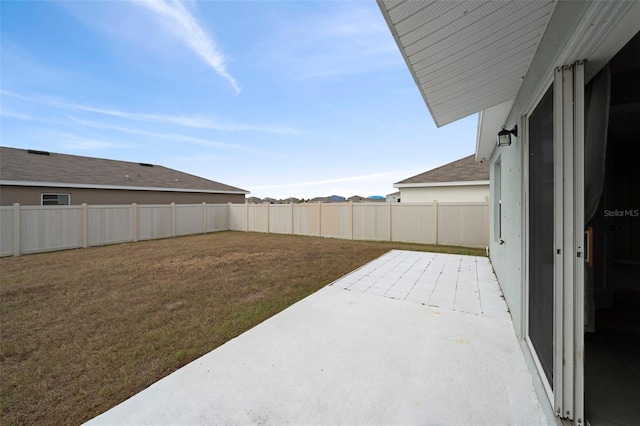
[0,203,229,257]
[1,201,488,257]
[228,201,489,247]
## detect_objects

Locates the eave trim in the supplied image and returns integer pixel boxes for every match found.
[394,180,490,189]
[0,180,250,195]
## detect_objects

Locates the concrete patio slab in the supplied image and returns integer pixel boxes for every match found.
[86,251,545,425]
[336,250,510,320]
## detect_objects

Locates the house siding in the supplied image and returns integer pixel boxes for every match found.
[400,185,489,203]
[489,139,525,336]
[0,185,245,206]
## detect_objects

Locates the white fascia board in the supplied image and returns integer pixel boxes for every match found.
[476,100,514,162]
[0,180,249,195]
[394,181,489,189]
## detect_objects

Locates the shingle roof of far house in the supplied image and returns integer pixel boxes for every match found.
[395,155,489,186]
[0,146,248,194]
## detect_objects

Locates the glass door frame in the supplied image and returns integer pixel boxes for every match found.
[524,62,585,424]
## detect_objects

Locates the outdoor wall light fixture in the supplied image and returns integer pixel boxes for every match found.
[497,125,517,147]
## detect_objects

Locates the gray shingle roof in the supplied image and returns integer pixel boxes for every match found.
[395,155,489,185]
[0,146,247,194]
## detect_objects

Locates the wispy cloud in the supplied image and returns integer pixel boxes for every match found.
[65,116,267,154]
[136,0,240,93]
[260,4,400,79]
[0,109,34,120]
[249,171,417,190]
[35,130,134,151]
[2,90,299,135]
[0,105,267,154]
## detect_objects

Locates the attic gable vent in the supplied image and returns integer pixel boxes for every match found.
[27,149,50,156]
[139,163,154,167]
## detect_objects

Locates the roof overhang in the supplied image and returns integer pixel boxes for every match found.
[475,0,639,160]
[394,180,489,189]
[378,0,639,160]
[377,0,557,128]
[0,180,250,195]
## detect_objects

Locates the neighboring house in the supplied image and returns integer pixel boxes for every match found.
[386,191,401,203]
[308,196,330,203]
[309,195,346,203]
[247,197,262,204]
[394,155,489,203]
[0,147,248,205]
[366,196,386,202]
[379,1,639,424]
[281,197,300,204]
[347,195,366,203]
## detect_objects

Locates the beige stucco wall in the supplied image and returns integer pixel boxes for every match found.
[0,185,245,206]
[399,185,489,203]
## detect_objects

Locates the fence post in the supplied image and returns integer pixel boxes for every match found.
[318,202,322,237]
[350,201,354,240]
[290,203,294,235]
[171,202,176,237]
[13,203,20,257]
[82,203,89,248]
[433,200,439,245]
[202,202,207,234]
[245,202,249,232]
[388,201,392,241]
[266,203,270,234]
[132,203,138,242]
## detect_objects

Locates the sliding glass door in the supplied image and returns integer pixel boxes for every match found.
[526,62,585,423]
[528,86,555,387]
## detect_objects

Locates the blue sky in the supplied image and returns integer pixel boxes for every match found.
[1,0,477,200]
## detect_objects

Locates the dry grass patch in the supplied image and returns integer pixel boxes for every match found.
[0,231,484,425]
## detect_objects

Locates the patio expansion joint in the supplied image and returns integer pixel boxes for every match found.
[424,253,450,307]
[451,255,462,309]
[381,252,429,300]
[475,257,484,315]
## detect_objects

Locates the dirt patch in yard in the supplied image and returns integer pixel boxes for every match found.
[0,231,484,425]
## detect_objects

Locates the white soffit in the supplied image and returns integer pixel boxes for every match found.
[378,0,556,127]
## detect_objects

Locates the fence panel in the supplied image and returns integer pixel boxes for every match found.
[437,203,489,247]
[88,205,133,246]
[0,207,14,256]
[353,203,390,241]
[1,201,491,257]
[269,204,293,234]
[138,205,172,240]
[293,204,320,236]
[228,204,246,231]
[21,206,83,254]
[207,204,229,232]
[248,204,269,233]
[320,203,351,239]
[175,204,205,236]
[391,203,436,244]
